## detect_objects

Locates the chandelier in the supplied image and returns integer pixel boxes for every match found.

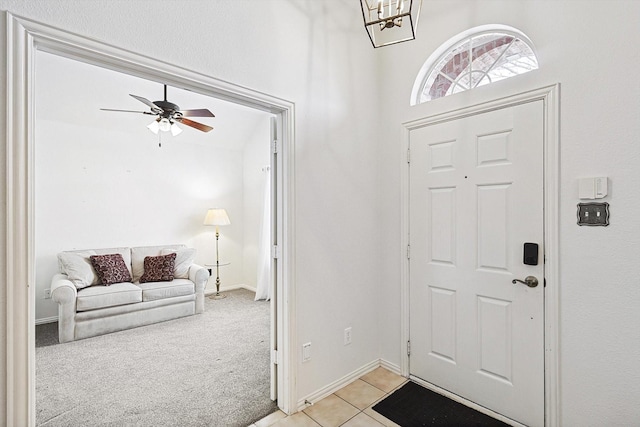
[360,0,422,48]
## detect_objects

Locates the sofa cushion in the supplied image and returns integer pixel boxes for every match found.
[131,244,186,283]
[161,247,196,279]
[139,278,195,302]
[57,250,98,289]
[140,253,176,283]
[76,282,142,311]
[90,254,133,285]
[91,247,132,276]
[60,247,132,286]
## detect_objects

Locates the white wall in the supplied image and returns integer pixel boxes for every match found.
[3,1,640,425]
[376,1,640,425]
[0,0,382,414]
[33,51,271,322]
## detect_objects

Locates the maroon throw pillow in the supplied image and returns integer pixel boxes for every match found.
[140,253,176,283]
[90,253,132,285]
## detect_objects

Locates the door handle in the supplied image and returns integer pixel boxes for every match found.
[512,276,539,288]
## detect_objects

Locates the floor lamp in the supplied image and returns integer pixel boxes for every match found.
[204,208,231,299]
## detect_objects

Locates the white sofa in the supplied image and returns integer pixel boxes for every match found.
[50,244,209,343]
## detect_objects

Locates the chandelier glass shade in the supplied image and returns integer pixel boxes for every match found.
[360,0,422,48]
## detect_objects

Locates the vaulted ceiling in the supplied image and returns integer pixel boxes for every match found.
[36,50,271,150]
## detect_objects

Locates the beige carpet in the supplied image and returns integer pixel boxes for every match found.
[36,289,277,427]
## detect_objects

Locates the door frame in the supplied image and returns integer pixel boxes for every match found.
[400,85,560,426]
[3,12,297,425]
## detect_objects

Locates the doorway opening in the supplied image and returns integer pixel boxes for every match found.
[4,13,296,424]
[33,50,277,425]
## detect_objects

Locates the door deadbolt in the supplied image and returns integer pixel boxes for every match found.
[512,276,539,288]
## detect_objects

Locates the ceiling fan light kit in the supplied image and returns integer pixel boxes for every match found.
[147,120,160,134]
[170,122,183,136]
[101,84,215,138]
[158,118,172,132]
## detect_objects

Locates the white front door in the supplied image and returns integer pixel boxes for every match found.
[409,101,544,426]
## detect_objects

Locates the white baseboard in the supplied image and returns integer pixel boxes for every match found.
[36,316,58,325]
[297,359,401,412]
[379,359,401,376]
[204,284,256,296]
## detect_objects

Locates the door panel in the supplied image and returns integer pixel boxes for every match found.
[409,101,544,426]
[429,187,456,265]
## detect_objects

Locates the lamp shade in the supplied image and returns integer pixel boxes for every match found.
[204,208,231,226]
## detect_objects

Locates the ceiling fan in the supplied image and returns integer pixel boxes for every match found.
[101,84,215,136]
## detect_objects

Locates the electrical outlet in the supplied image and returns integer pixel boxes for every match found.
[302,342,311,362]
[44,289,51,299]
[344,327,352,346]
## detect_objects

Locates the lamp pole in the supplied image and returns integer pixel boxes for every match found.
[204,207,231,300]
[214,225,222,297]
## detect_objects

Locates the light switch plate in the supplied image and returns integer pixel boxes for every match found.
[577,202,609,226]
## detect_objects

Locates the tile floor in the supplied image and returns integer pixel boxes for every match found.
[250,367,406,427]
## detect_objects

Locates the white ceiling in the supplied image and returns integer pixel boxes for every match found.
[35,50,272,150]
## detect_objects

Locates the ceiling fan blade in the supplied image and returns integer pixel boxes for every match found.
[180,109,215,118]
[130,94,163,113]
[177,117,213,132]
[100,108,155,115]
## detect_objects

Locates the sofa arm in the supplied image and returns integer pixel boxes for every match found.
[51,274,77,343]
[188,264,209,291]
[188,264,209,314]
[51,273,77,304]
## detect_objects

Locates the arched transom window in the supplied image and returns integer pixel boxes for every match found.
[412,28,538,105]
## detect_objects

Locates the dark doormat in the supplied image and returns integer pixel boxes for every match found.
[372,381,510,427]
